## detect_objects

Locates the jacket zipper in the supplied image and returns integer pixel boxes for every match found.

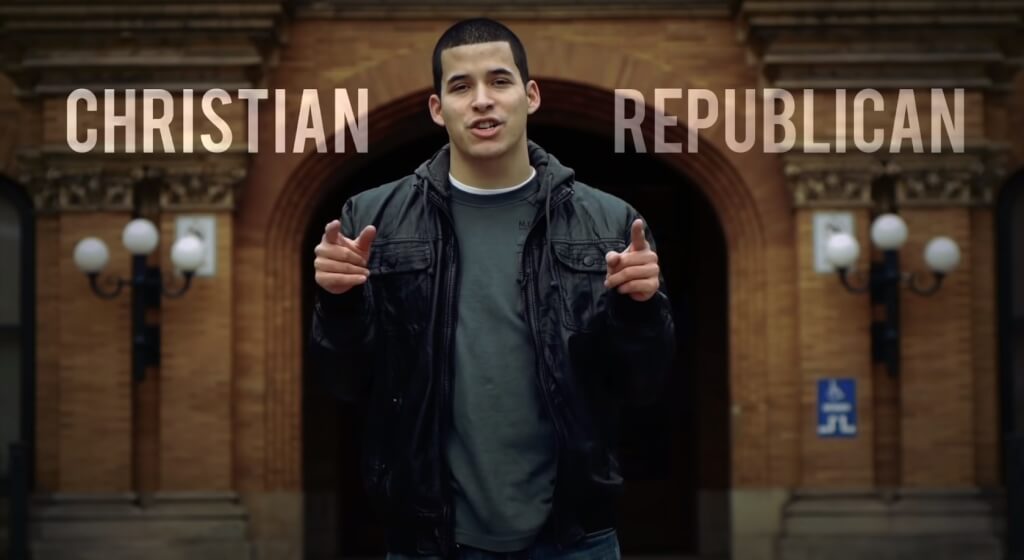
[520,185,574,447]
[521,185,574,545]
[427,189,459,558]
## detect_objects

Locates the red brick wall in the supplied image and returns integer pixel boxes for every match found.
[12,17,1010,502]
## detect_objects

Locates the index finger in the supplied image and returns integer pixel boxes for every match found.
[630,219,649,251]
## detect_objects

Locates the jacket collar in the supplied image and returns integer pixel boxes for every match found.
[414,140,575,203]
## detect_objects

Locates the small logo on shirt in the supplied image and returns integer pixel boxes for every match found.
[518,219,531,231]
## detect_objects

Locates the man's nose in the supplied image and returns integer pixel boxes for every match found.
[471,87,494,111]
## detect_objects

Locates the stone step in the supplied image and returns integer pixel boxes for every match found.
[30,492,251,560]
[778,536,1004,560]
[32,494,248,541]
[31,540,250,560]
[779,491,1005,560]
[782,490,1005,537]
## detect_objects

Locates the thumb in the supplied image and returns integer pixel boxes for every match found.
[353,224,377,253]
[324,220,342,244]
[629,218,648,252]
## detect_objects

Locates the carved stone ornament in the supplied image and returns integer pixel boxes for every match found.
[784,149,1009,209]
[892,150,1009,207]
[18,166,136,214]
[15,154,247,213]
[161,168,246,211]
[783,154,883,208]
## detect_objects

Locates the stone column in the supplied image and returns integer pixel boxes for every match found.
[19,156,251,560]
[777,151,1007,560]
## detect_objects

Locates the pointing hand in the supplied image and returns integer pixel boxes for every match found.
[314,219,377,295]
[604,218,660,302]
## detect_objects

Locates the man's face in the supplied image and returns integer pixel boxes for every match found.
[429,41,540,162]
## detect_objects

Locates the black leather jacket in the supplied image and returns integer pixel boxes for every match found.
[309,141,675,557]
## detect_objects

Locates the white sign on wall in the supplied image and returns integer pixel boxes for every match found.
[812,212,855,274]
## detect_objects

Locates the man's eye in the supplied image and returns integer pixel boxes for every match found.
[451,84,468,93]
[494,79,510,86]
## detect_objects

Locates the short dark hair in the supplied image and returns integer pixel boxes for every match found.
[432,18,530,95]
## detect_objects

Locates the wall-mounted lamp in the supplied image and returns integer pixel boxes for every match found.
[824,213,961,376]
[71,218,206,382]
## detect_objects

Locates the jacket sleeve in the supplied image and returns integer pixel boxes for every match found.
[601,209,676,406]
[307,197,375,403]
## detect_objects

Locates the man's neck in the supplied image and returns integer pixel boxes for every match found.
[448,140,533,189]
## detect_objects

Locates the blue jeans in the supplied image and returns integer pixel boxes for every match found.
[386,528,621,560]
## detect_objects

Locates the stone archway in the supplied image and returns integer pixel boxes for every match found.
[241,53,792,555]
[263,78,774,477]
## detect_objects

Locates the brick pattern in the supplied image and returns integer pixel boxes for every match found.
[158,212,234,491]
[796,209,875,487]
[56,212,134,492]
[0,74,39,173]
[237,18,802,492]
[971,209,999,487]
[900,208,975,487]
[14,17,1015,505]
[233,243,267,493]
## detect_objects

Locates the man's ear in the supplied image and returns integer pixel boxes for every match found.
[526,80,541,115]
[428,94,445,127]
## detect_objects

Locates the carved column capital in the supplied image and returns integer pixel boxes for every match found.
[15,153,248,214]
[783,154,883,208]
[784,149,1010,210]
[160,166,247,211]
[890,150,1009,208]
[17,163,137,214]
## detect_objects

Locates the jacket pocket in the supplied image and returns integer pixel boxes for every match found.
[366,239,434,332]
[551,239,626,333]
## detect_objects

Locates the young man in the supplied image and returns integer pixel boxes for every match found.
[310,18,675,560]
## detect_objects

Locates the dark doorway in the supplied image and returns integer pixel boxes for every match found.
[302,119,730,559]
[998,170,1024,560]
[0,178,35,560]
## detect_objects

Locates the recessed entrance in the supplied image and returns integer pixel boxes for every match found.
[300,111,730,559]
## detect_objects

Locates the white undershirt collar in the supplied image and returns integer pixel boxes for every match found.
[449,167,536,196]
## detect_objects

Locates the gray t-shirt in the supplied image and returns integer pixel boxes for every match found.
[446,171,559,552]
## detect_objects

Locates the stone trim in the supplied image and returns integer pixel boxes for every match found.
[784,149,1010,209]
[0,2,288,97]
[31,492,251,560]
[16,167,138,214]
[293,0,734,19]
[739,1,1024,90]
[16,154,247,213]
[891,152,1008,208]
[783,154,883,208]
[160,167,246,211]
[779,489,1004,560]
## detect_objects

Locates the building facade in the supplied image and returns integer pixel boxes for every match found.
[0,1,1022,559]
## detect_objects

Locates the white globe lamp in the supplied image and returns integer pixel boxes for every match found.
[171,235,206,273]
[122,218,159,256]
[923,236,961,274]
[73,237,110,274]
[870,213,908,251]
[825,233,860,270]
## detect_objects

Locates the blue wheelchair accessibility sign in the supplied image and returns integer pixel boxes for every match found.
[817,378,857,437]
